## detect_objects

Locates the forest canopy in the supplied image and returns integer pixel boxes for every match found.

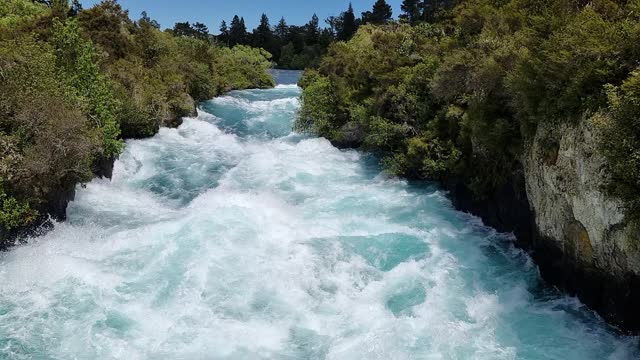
[211,0,397,69]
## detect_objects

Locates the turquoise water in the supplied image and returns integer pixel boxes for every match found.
[0,75,638,359]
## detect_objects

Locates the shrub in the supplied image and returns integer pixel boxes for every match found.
[0,2,275,233]
[296,75,344,139]
[596,69,640,219]
[214,45,275,91]
[298,0,640,205]
[0,186,37,230]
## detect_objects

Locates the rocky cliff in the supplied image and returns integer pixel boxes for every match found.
[448,118,640,333]
[523,118,640,332]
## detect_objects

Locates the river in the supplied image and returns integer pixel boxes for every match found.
[0,70,637,359]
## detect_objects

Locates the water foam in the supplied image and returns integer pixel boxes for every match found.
[0,83,637,359]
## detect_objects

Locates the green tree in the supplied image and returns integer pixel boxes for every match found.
[0,187,36,230]
[400,0,422,24]
[229,15,247,46]
[274,17,288,39]
[597,69,640,219]
[253,13,273,50]
[219,20,229,46]
[51,19,123,158]
[139,11,159,29]
[362,0,393,25]
[279,42,295,68]
[77,0,133,60]
[192,22,209,40]
[337,3,358,41]
[173,21,196,37]
[306,14,320,44]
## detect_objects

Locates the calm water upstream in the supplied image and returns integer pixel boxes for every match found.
[0,70,637,359]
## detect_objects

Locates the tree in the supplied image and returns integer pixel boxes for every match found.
[306,14,320,44]
[400,0,422,24]
[362,0,393,25]
[240,17,247,35]
[139,11,160,29]
[78,0,133,60]
[229,15,247,46]
[173,21,194,37]
[136,11,161,66]
[173,22,208,40]
[192,22,209,40]
[219,20,229,46]
[253,13,272,50]
[325,16,342,38]
[421,0,455,23]
[274,17,288,40]
[50,0,69,19]
[338,2,358,41]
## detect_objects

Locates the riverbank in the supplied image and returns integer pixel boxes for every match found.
[0,1,275,246]
[295,2,640,332]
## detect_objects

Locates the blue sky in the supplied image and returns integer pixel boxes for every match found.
[80,0,404,33]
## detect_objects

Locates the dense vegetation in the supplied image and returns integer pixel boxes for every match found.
[215,1,394,69]
[0,0,274,233]
[297,0,640,219]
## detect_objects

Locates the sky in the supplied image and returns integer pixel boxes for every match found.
[80,0,404,33]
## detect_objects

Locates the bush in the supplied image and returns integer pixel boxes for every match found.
[406,135,462,180]
[298,0,640,206]
[596,69,640,219]
[0,1,275,233]
[51,19,123,158]
[0,0,47,38]
[214,45,275,91]
[296,75,344,139]
[0,186,37,230]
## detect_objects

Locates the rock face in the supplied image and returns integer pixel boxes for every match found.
[523,118,640,332]
[94,156,115,180]
[449,117,640,333]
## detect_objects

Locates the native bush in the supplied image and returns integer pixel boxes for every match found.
[298,0,640,214]
[596,70,640,219]
[0,0,275,234]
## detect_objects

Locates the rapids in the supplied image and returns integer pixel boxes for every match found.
[0,71,637,359]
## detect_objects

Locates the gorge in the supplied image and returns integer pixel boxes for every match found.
[0,72,637,359]
[2,0,640,358]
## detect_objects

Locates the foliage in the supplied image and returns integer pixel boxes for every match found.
[0,0,274,234]
[298,0,640,218]
[596,69,640,219]
[0,186,37,230]
[172,21,209,40]
[297,74,344,139]
[362,0,393,25]
[51,19,123,158]
[77,0,134,61]
[217,2,359,70]
[0,0,47,36]
[214,46,275,91]
[229,15,248,47]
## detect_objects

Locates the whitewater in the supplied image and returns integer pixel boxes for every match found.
[0,72,638,359]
